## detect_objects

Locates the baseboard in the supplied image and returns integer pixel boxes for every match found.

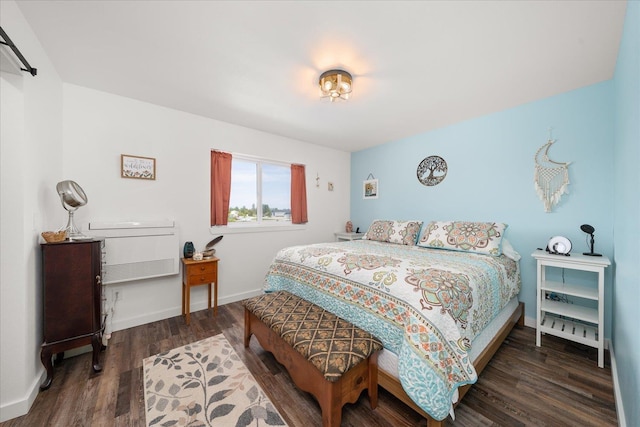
[608,340,626,427]
[111,288,264,332]
[0,368,45,423]
[524,315,536,328]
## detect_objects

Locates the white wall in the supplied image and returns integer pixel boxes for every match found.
[62,84,351,332]
[1,8,349,418]
[0,1,64,421]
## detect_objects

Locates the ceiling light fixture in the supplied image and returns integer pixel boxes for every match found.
[319,69,352,102]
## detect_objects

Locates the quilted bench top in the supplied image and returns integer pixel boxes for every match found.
[243,291,383,382]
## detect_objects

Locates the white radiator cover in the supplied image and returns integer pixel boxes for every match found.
[88,220,179,284]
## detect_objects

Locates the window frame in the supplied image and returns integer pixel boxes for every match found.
[210,152,306,234]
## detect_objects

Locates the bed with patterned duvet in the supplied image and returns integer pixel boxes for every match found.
[262,220,522,422]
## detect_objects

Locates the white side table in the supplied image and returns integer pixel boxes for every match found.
[334,232,365,242]
[531,250,610,367]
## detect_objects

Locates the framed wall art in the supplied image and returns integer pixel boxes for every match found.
[121,154,156,180]
[417,155,447,186]
[363,178,378,199]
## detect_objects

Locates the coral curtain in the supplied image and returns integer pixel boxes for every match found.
[210,151,232,226]
[291,164,308,224]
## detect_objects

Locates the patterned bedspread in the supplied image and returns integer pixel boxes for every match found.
[263,239,520,420]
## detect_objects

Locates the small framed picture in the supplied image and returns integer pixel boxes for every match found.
[121,154,156,180]
[363,178,378,199]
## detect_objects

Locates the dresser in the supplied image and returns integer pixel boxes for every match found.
[40,239,104,390]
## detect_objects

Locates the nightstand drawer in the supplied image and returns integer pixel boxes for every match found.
[188,272,217,285]
[187,262,216,275]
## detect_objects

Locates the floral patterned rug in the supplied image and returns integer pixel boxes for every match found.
[143,334,288,427]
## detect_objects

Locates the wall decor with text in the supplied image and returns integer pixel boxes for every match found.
[121,154,156,180]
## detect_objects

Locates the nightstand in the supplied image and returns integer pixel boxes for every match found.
[334,232,365,242]
[181,257,219,325]
[532,250,610,367]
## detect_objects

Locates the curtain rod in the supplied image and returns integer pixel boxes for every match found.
[0,26,37,76]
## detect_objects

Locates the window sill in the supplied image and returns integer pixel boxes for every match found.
[210,224,307,235]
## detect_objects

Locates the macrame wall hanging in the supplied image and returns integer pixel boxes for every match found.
[534,131,571,213]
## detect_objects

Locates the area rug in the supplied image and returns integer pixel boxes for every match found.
[143,334,288,426]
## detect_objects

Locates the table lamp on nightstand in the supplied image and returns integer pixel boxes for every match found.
[580,224,602,257]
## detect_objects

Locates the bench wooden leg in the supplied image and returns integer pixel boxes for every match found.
[320,381,342,427]
[244,308,251,348]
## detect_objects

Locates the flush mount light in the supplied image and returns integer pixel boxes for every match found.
[319,69,352,102]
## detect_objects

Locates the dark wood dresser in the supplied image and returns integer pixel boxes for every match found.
[40,239,104,390]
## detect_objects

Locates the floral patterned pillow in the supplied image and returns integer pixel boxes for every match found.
[363,220,423,245]
[417,221,508,256]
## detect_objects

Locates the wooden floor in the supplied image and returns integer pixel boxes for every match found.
[3,302,617,427]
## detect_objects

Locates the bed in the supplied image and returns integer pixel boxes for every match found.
[263,220,523,425]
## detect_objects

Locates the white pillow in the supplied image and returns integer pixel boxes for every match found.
[501,238,520,261]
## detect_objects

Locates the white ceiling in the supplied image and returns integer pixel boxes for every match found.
[15,1,626,152]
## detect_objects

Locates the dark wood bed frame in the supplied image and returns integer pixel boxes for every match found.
[378,301,525,426]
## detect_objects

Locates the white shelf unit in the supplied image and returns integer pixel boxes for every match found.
[532,250,610,368]
[334,232,365,242]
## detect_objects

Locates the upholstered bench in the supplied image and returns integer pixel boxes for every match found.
[243,291,383,427]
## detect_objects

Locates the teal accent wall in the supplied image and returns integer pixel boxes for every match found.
[352,81,615,336]
[351,4,638,424]
[613,1,639,426]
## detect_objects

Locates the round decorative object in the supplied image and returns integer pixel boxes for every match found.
[202,248,215,259]
[417,156,448,186]
[547,236,572,255]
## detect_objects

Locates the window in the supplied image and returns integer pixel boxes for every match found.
[227,157,291,224]
[211,150,307,228]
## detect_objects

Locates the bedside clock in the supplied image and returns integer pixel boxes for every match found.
[546,236,571,255]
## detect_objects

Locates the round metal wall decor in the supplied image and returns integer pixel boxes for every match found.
[417,155,448,186]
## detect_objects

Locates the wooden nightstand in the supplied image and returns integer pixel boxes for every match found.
[181,257,219,325]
